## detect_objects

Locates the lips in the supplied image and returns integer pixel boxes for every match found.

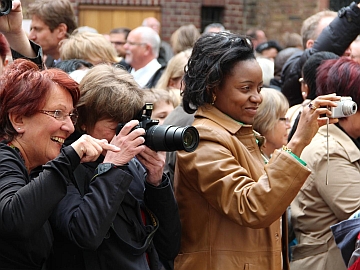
[245,107,258,116]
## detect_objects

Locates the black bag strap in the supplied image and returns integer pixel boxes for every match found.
[111,202,159,256]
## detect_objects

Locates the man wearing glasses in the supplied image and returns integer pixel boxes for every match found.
[124,26,165,88]
[109,27,130,60]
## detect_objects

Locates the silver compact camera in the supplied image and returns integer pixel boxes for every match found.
[329,96,357,118]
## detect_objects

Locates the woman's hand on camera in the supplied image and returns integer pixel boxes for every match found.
[288,93,341,157]
[103,120,146,165]
[71,134,121,163]
[137,147,166,186]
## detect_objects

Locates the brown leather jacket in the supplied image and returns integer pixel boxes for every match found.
[174,105,311,270]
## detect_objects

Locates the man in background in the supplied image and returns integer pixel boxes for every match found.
[281,3,360,107]
[109,27,131,60]
[246,28,267,49]
[124,26,164,88]
[142,17,173,66]
[203,23,225,34]
[27,0,77,67]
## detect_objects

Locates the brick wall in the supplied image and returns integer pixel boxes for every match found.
[22,0,330,44]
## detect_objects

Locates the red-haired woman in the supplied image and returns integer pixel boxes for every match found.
[291,57,360,270]
[0,59,120,269]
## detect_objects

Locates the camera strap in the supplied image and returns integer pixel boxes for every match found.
[326,117,329,185]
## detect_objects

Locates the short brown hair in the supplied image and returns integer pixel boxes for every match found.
[144,88,179,109]
[300,10,336,49]
[27,0,77,35]
[60,32,118,65]
[77,64,144,132]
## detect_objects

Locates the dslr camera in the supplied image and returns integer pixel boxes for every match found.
[116,103,199,152]
[0,0,11,16]
[329,96,357,118]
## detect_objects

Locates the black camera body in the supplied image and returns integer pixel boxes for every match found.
[0,0,11,16]
[116,103,199,152]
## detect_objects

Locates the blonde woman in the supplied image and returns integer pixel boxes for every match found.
[253,87,290,160]
[60,32,118,65]
[170,24,200,54]
[155,49,192,102]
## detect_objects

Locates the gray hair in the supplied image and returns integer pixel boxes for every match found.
[138,26,161,58]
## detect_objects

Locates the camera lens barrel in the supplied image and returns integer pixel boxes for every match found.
[0,0,11,16]
[342,100,357,116]
[145,125,199,152]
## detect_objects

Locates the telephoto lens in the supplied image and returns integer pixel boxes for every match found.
[144,125,199,152]
[0,0,11,16]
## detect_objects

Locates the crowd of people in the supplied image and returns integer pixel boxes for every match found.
[1,0,360,269]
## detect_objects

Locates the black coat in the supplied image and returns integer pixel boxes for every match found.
[0,143,79,270]
[281,1,360,107]
[49,133,181,270]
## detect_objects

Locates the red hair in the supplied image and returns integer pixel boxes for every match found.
[316,57,360,106]
[0,59,80,141]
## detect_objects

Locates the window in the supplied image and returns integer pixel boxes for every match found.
[201,6,224,33]
[329,0,353,11]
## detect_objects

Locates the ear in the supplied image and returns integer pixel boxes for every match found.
[9,112,25,134]
[168,78,178,88]
[56,23,68,40]
[3,58,8,67]
[306,39,314,49]
[144,43,153,56]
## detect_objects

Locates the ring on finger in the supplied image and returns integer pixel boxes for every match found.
[308,103,318,110]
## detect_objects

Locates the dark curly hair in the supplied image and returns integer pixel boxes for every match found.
[182,32,255,114]
[302,51,339,100]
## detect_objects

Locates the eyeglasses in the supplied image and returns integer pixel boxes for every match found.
[111,41,126,46]
[125,41,146,46]
[39,109,79,125]
[279,117,290,124]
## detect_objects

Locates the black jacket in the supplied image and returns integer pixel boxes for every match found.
[281,1,360,107]
[0,143,79,270]
[49,132,181,270]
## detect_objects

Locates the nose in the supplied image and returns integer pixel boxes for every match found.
[250,92,262,104]
[123,43,129,50]
[62,116,75,133]
[28,30,36,41]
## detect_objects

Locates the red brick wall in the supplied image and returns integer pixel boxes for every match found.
[23,0,331,44]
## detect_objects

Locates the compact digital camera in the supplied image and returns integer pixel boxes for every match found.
[116,103,199,152]
[0,0,11,17]
[329,96,357,118]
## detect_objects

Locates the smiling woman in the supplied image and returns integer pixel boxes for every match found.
[0,59,120,269]
[174,31,342,270]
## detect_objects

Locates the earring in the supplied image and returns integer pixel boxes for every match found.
[17,128,21,130]
[211,94,217,105]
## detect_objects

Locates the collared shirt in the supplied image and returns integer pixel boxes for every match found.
[130,59,161,88]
